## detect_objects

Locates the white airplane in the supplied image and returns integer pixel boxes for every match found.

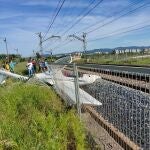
[0,74,6,84]
[0,69,28,84]
[35,68,102,106]
[0,57,102,106]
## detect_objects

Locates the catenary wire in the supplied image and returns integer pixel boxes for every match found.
[43,0,66,39]
[91,19,150,39]
[74,0,142,34]
[53,0,84,35]
[51,0,144,50]
[87,1,150,34]
[48,0,104,50]
[88,24,150,42]
[60,0,104,36]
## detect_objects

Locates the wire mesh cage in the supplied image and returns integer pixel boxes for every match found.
[81,68,150,150]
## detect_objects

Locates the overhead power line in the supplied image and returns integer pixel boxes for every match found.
[74,0,141,34]
[50,0,104,50]
[52,40,73,50]
[32,0,62,52]
[53,20,150,51]
[49,2,145,50]
[54,0,96,35]
[88,24,150,42]
[43,1,150,53]
[95,20,150,38]
[49,0,97,48]
[43,0,66,39]
[54,0,82,34]
[87,1,150,34]
[60,0,104,36]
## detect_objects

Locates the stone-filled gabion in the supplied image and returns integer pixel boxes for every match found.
[82,79,150,150]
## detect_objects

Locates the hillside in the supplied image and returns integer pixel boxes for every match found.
[0,83,86,150]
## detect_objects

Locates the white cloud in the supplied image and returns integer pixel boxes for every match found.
[22,0,89,8]
[0,12,23,20]
[1,0,150,56]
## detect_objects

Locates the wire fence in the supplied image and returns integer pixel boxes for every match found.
[76,67,150,150]
[85,52,150,65]
[35,61,150,149]
[1,52,149,149]
[48,62,134,149]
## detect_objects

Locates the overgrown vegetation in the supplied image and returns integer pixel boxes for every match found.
[0,83,86,150]
[76,53,150,66]
[14,61,27,75]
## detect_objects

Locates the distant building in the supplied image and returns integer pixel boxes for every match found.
[143,48,150,53]
[114,48,142,54]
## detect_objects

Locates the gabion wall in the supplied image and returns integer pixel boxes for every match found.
[82,79,150,150]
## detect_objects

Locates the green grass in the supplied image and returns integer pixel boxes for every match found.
[14,61,27,75]
[120,57,150,65]
[0,83,86,150]
[76,54,150,66]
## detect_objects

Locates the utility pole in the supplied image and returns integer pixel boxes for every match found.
[33,50,35,56]
[14,48,19,55]
[68,32,87,58]
[37,32,43,55]
[36,32,60,56]
[125,50,128,61]
[73,63,81,119]
[83,32,87,54]
[3,38,9,61]
[45,49,53,61]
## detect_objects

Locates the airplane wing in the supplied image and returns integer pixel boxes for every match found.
[53,70,102,106]
[0,74,6,84]
[0,68,29,85]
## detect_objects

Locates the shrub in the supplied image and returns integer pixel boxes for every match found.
[0,83,86,150]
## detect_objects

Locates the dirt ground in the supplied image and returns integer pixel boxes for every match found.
[81,112,124,150]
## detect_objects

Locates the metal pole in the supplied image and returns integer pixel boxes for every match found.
[126,52,127,61]
[68,33,87,62]
[4,38,9,61]
[14,48,19,55]
[33,50,35,56]
[51,50,53,62]
[38,32,43,55]
[83,32,86,53]
[83,32,87,62]
[73,63,81,119]
[16,48,19,55]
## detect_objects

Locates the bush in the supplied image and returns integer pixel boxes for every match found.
[0,83,86,150]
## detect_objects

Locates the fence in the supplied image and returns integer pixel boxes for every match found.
[48,63,122,149]
[85,52,150,65]
[1,52,149,149]
[72,66,150,150]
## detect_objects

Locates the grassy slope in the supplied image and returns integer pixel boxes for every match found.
[0,83,86,150]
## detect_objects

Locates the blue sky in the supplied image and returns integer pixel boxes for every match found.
[0,0,150,56]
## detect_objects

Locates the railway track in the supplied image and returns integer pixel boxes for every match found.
[78,65,150,82]
[64,66,150,93]
[62,66,150,149]
[78,64,150,75]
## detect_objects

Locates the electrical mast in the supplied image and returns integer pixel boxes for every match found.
[3,38,9,61]
[37,32,43,55]
[69,32,87,54]
[68,32,87,62]
[36,32,61,55]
